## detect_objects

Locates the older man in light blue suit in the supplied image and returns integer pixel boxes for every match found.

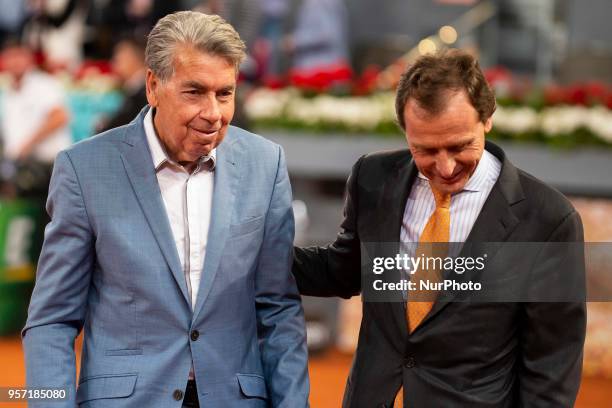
[22,11,309,407]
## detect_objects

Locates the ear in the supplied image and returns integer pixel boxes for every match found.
[483,116,493,133]
[145,69,160,107]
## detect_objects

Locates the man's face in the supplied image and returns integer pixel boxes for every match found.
[111,41,143,82]
[146,45,236,163]
[403,91,492,195]
[1,46,33,81]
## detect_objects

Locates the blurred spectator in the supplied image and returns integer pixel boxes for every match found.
[257,0,292,86]
[0,0,30,45]
[259,0,352,90]
[188,0,261,51]
[96,36,147,132]
[285,0,351,89]
[22,0,87,71]
[0,38,70,165]
[85,0,181,59]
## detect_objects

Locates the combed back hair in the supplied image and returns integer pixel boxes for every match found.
[145,11,246,81]
[395,49,496,129]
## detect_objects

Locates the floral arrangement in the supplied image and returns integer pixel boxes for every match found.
[245,88,399,135]
[244,70,612,147]
[487,69,612,146]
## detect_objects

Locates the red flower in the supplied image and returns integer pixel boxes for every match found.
[583,82,609,105]
[483,66,512,87]
[544,84,568,106]
[353,65,381,95]
[567,84,590,106]
[289,61,352,92]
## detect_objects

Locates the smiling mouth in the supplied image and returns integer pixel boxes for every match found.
[192,128,220,135]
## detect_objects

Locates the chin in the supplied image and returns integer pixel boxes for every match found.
[433,177,468,195]
[177,152,200,162]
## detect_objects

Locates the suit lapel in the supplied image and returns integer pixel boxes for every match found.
[192,131,240,320]
[462,142,524,250]
[415,141,525,332]
[118,109,190,305]
[377,155,417,341]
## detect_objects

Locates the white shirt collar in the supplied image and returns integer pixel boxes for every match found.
[143,107,216,171]
[462,149,496,192]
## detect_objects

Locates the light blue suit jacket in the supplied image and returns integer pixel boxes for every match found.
[22,107,309,407]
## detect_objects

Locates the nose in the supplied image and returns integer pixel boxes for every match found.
[435,152,456,179]
[199,93,222,124]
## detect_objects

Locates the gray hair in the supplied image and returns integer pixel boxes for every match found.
[145,11,246,81]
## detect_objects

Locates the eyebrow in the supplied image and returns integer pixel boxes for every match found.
[181,81,235,93]
[412,137,474,151]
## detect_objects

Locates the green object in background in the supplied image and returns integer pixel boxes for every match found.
[0,199,46,335]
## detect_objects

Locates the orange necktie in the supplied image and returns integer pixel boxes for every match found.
[395,187,451,407]
[406,187,451,332]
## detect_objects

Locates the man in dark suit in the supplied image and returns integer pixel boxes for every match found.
[96,36,148,133]
[293,50,586,407]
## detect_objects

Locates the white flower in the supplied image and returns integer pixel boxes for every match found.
[284,93,396,131]
[244,88,297,120]
[493,106,539,134]
[540,106,590,137]
[285,98,319,125]
[585,106,612,143]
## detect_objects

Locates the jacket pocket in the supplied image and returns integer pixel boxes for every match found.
[237,373,268,399]
[77,373,137,404]
[229,215,264,237]
[104,349,143,356]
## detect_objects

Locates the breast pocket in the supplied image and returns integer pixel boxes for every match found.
[229,215,264,237]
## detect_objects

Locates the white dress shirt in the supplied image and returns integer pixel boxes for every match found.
[144,109,216,380]
[401,149,502,245]
[144,108,216,309]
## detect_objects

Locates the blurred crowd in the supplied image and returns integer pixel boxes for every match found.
[0,0,352,197]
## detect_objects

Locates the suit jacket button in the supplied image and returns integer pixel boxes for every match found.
[191,330,200,341]
[173,389,184,401]
[404,357,416,368]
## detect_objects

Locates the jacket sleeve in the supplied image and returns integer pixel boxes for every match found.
[518,210,586,407]
[21,151,94,407]
[255,146,309,407]
[292,156,363,299]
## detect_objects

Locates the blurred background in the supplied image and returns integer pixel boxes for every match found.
[0,0,611,406]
